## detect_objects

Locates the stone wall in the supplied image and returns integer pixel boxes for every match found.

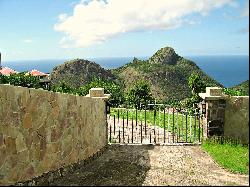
[205,99,226,137]
[224,96,249,144]
[0,84,108,185]
[199,87,249,144]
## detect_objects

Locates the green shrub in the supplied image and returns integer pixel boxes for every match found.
[51,81,77,94]
[222,88,247,96]
[0,72,41,88]
[125,80,154,108]
[0,74,9,84]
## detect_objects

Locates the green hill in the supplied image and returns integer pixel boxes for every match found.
[50,59,116,88]
[230,80,249,95]
[112,47,222,102]
[50,47,222,102]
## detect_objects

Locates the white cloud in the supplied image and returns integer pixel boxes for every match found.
[54,0,236,48]
[58,14,68,21]
[241,1,249,17]
[23,39,33,43]
[236,26,249,34]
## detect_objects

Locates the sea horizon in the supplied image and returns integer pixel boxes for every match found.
[1,55,249,88]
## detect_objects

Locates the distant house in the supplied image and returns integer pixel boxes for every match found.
[0,67,18,76]
[0,52,18,76]
[29,69,49,79]
[28,69,51,89]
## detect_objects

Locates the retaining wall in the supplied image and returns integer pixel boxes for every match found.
[224,96,249,144]
[0,84,107,185]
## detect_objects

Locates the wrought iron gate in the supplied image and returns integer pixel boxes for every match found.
[107,104,204,145]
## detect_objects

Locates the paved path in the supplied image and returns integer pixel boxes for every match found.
[49,145,249,186]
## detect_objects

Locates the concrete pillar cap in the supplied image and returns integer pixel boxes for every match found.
[85,88,110,101]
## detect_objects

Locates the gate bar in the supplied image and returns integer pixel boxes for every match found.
[123,114,125,143]
[127,110,128,128]
[154,107,156,143]
[141,119,143,143]
[109,120,112,142]
[164,108,166,143]
[198,113,201,142]
[194,112,197,141]
[132,115,134,143]
[167,107,170,143]
[172,108,175,143]
[144,107,147,135]
[114,115,116,135]
[185,112,188,143]
[136,108,138,127]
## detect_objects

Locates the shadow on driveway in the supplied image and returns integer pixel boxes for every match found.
[50,145,154,186]
[33,145,248,186]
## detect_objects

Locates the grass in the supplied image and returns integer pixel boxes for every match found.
[202,137,249,174]
[110,107,203,143]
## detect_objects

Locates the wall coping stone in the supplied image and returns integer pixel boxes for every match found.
[199,93,224,101]
[85,88,110,101]
[89,88,105,97]
[206,87,223,96]
[199,87,225,100]
[199,87,249,101]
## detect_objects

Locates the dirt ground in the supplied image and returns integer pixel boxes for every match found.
[49,145,249,186]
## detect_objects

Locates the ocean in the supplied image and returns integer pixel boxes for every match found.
[2,55,249,88]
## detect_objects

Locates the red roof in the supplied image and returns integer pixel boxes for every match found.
[29,69,48,76]
[0,67,18,75]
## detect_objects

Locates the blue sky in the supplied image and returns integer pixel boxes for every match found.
[0,0,249,61]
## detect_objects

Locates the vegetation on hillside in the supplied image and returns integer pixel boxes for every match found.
[228,80,249,96]
[48,47,221,104]
[222,88,248,96]
[50,59,116,88]
[112,48,221,103]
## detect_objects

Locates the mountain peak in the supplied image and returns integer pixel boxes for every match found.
[149,47,179,65]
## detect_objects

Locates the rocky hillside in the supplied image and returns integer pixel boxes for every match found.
[149,47,179,65]
[50,59,115,88]
[112,47,222,102]
[50,47,222,102]
[231,80,249,95]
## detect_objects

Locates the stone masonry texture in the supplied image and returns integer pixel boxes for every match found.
[203,95,249,144]
[206,99,225,137]
[0,84,107,185]
[224,96,249,144]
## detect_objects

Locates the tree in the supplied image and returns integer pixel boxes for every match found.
[51,81,76,94]
[188,73,206,95]
[187,73,206,108]
[78,78,124,107]
[125,80,154,108]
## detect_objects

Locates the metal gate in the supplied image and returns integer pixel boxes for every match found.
[107,104,204,145]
